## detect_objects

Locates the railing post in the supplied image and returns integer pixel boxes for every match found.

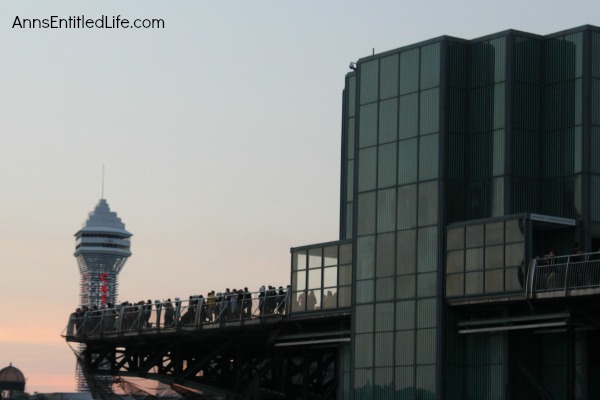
[98,309,105,336]
[195,298,204,327]
[155,301,162,332]
[285,286,291,317]
[565,254,571,296]
[526,259,536,298]
[174,299,181,328]
[115,306,124,333]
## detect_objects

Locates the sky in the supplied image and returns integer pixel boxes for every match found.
[0,0,597,393]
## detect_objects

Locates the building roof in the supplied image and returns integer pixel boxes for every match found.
[75,199,132,237]
[0,364,25,391]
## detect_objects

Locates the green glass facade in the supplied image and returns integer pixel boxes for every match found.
[334,25,600,399]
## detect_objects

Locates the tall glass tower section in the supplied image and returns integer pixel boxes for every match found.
[74,198,132,308]
[339,25,600,399]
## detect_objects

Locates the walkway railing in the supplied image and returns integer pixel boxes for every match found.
[528,251,600,295]
[66,289,290,338]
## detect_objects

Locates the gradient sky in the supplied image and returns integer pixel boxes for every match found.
[0,0,598,393]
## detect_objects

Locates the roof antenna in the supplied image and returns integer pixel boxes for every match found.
[101,165,105,199]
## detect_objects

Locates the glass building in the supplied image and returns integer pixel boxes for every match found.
[293,25,600,399]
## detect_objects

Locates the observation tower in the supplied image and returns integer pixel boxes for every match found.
[74,198,132,308]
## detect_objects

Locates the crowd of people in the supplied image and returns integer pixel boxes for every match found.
[533,243,600,289]
[67,285,289,336]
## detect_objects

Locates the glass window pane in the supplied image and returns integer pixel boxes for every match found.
[485,269,504,293]
[417,272,437,297]
[466,224,484,247]
[357,236,375,280]
[395,330,415,365]
[340,244,352,265]
[339,286,351,307]
[396,275,415,299]
[446,250,464,273]
[355,333,374,368]
[359,103,378,149]
[323,266,337,287]
[418,181,438,226]
[493,84,505,129]
[339,264,352,286]
[399,93,419,139]
[347,117,355,159]
[356,304,374,333]
[416,328,436,364]
[417,298,437,328]
[396,300,415,330]
[395,366,415,396]
[376,302,394,332]
[376,232,395,277]
[446,274,464,297]
[378,188,397,233]
[357,192,376,236]
[360,60,379,105]
[419,133,439,180]
[294,270,306,291]
[505,219,524,242]
[292,291,305,312]
[347,76,356,117]
[376,277,395,301]
[293,251,307,271]
[356,279,374,304]
[505,266,522,291]
[358,147,377,192]
[374,367,394,394]
[486,222,504,245]
[485,245,504,269]
[308,268,322,289]
[380,54,399,99]
[354,369,373,397]
[346,160,354,202]
[447,227,465,250]
[417,226,437,273]
[397,184,417,229]
[379,98,398,144]
[344,205,352,238]
[420,88,440,135]
[400,49,419,95]
[324,246,337,266]
[378,143,397,189]
[416,365,436,392]
[465,272,483,294]
[505,243,524,267]
[420,43,441,89]
[374,333,394,367]
[309,289,321,310]
[323,288,337,309]
[308,248,322,268]
[466,248,483,271]
[398,138,418,183]
[397,229,416,275]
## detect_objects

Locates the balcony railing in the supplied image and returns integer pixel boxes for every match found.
[65,289,290,338]
[528,251,600,296]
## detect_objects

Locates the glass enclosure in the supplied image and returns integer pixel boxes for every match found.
[290,241,352,313]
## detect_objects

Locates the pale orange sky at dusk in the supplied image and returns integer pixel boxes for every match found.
[1,0,598,393]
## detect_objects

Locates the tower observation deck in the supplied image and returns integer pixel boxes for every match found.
[74,199,132,308]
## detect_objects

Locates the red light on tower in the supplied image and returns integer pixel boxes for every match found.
[100,273,110,304]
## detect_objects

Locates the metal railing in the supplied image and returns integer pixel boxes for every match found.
[528,251,600,295]
[66,288,290,338]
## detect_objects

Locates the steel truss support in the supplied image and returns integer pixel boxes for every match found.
[81,328,343,399]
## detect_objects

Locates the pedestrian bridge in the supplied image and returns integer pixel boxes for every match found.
[64,289,351,400]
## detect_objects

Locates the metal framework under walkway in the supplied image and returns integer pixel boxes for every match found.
[68,310,350,400]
